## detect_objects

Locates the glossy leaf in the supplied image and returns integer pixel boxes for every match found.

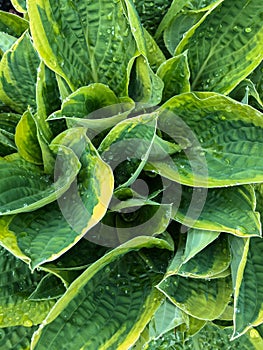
[11,0,27,13]
[231,237,263,339]
[31,236,172,349]
[99,113,157,188]
[0,147,80,215]
[0,112,20,156]
[0,10,28,36]
[128,54,164,107]
[0,325,36,350]
[48,84,134,132]
[149,92,263,187]
[157,52,191,102]
[171,184,261,237]
[15,110,42,165]
[27,0,137,95]
[0,246,54,328]
[29,274,66,301]
[0,32,39,114]
[158,274,232,321]
[175,0,263,94]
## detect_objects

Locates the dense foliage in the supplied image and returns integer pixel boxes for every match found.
[0,0,263,349]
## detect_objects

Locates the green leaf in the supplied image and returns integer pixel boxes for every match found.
[143,29,166,72]
[11,0,27,13]
[0,31,40,114]
[171,184,261,237]
[230,237,263,339]
[99,113,157,188]
[48,84,134,133]
[175,0,263,94]
[128,54,164,107]
[29,274,66,301]
[0,32,17,57]
[148,300,186,340]
[182,228,220,264]
[0,325,36,350]
[0,246,54,327]
[27,0,137,95]
[157,52,191,102]
[0,147,80,215]
[0,112,20,156]
[30,236,171,349]
[158,274,232,321]
[132,0,173,37]
[149,92,263,187]
[154,0,192,40]
[15,110,42,165]
[230,79,263,109]
[249,61,263,106]
[35,61,60,173]
[0,10,28,36]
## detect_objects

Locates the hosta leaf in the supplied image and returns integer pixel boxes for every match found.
[176,236,231,279]
[128,54,164,107]
[99,113,157,188]
[31,236,172,350]
[175,0,263,94]
[158,274,232,320]
[167,232,230,278]
[231,237,263,339]
[230,79,263,109]
[157,52,190,102]
[0,325,36,350]
[35,61,60,173]
[48,84,134,133]
[0,246,54,327]
[15,110,42,165]
[0,147,80,215]
[27,0,137,95]
[171,184,261,237]
[0,10,28,36]
[0,32,16,57]
[0,128,113,269]
[182,228,220,263]
[0,112,20,156]
[154,0,192,40]
[148,300,186,340]
[249,61,263,105]
[149,92,263,187]
[86,205,172,248]
[11,0,27,13]
[144,29,166,72]
[0,32,39,114]
[164,10,204,55]
[29,274,66,301]
[132,0,173,36]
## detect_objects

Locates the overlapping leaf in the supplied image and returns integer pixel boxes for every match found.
[0,246,54,328]
[175,0,263,94]
[149,92,263,187]
[31,237,172,350]
[27,0,137,95]
[0,31,40,114]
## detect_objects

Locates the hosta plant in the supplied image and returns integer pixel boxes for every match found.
[0,0,263,349]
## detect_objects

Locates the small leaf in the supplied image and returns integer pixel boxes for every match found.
[157,52,191,102]
[128,54,164,107]
[0,10,28,36]
[29,274,66,301]
[15,110,42,165]
[11,0,27,13]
